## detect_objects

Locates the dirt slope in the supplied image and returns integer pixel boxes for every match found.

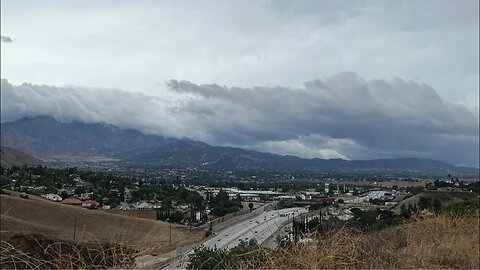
[0,194,203,252]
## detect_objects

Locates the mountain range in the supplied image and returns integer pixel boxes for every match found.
[1,116,478,176]
[0,116,174,157]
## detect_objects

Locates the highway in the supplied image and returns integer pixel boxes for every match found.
[166,206,308,269]
[203,207,307,250]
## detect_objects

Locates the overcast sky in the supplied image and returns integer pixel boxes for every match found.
[1,0,479,166]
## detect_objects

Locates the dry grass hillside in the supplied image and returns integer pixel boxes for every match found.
[0,194,203,251]
[248,213,479,269]
[392,190,477,213]
[1,193,205,268]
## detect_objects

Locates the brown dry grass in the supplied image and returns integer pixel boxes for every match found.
[0,234,139,269]
[0,194,203,253]
[250,213,479,269]
[398,214,479,268]
[248,226,367,269]
[0,193,204,269]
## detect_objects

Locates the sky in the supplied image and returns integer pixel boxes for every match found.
[1,0,479,166]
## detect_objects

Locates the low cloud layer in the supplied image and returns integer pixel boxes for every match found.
[1,73,478,166]
[1,36,13,42]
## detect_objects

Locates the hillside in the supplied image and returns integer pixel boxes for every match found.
[0,146,46,168]
[0,116,175,158]
[392,191,478,214]
[0,193,203,251]
[251,214,479,269]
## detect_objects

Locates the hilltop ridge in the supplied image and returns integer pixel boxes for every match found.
[0,146,46,168]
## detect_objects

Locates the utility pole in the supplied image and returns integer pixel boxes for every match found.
[73,215,77,240]
[305,216,308,233]
[169,221,172,246]
[292,213,296,244]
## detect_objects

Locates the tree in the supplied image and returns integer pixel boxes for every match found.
[307,217,320,231]
[156,209,165,221]
[209,189,241,217]
[350,208,363,218]
[400,204,410,218]
[74,186,85,195]
[213,189,230,207]
[187,245,239,269]
[163,198,172,217]
[169,211,184,223]
[418,197,431,210]
[432,199,442,213]
[190,193,205,222]
[108,191,120,207]
[60,191,69,200]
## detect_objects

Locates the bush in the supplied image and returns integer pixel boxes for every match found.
[169,211,184,223]
[443,201,479,216]
[187,245,239,269]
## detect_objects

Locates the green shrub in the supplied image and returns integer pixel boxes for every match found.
[187,245,239,269]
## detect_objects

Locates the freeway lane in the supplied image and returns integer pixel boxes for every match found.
[204,207,308,250]
[166,207,308,269]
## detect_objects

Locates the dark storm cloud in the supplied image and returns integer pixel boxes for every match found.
[168,73,478,165]
[1,73,478,166]
[1,36,13,42]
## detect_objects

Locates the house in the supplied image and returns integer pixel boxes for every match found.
[80,192,93,200]
[58,187,75,196]
[120,202,134,210]
[177,204,189,210]
[61,198,82,205]
[42,193,62,202]
[134,201,154,210]
[82,200,99,209]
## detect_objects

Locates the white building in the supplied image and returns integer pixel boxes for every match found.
[42,193,62,202]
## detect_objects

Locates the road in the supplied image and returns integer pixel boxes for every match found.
[203,207,307,250]
[165,206,308,269]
